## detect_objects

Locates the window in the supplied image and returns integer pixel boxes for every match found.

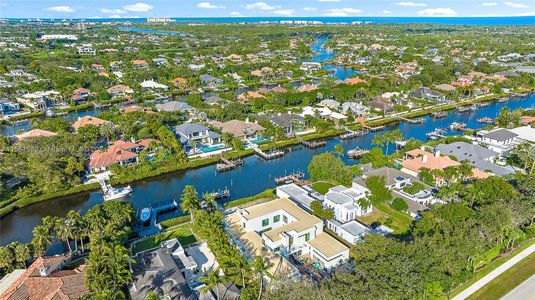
[273,247,280,252]
[283,215,288,223]
[262,218,269,227]
[304,233,310,241]
[273,215,280,223]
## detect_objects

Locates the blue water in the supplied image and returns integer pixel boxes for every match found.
[1,94,534,246]
[11,16,535,25]
[304,37,358,80]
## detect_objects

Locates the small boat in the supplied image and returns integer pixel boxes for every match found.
[140,208,151,222]
[477,102,490,107]
[497,97,508,103]
[347,147,369,159]
[449,122,466,131]
[469,104,478,111]
[100,180,132,201]
[477,117,493,124]
[458,106,471,112]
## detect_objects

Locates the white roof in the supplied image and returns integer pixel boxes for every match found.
[510,126,535,143]
[140,80,168,89]
[329,112,347,120]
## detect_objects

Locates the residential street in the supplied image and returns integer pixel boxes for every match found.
[452,243,535,300]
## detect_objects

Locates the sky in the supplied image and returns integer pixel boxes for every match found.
[0,0,534,18]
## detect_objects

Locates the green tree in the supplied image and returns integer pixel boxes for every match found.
[392,198,408,212]
[252,256,273,300]
[365,175,392,204]
[308,153,352,186]
[181,185,200,222]
[31,225,52,256]
[200,268,226,299]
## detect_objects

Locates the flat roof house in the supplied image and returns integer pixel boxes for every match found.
[235,198,349,269]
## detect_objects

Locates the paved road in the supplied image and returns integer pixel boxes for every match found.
[452,243,535,300]
[501,274,535,300]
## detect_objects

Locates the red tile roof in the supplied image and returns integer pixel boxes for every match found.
[71,116,108,131]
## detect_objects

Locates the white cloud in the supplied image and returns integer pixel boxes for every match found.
[245,2,278,10]
[101,8,126,14]
[396,2,427,7]
[304,7,317,11]
[230,11,242,16]
[503,2,529,8]
[383,10,392,14]
[417,7,457,16]
[123,2,153,12]
[480,2,498,6]
[274,9,294,15]
[46,6,74,13]
[197,2,225,9]
[325,8,362,16]
[110,14,123,18]
[318,0,341,2]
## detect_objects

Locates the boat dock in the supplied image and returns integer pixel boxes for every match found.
[431,111,447,118]
[400,117,425,124]
[340,127,369,140]
[209,187,231,199]
[347,148,369,159]
[275,170,306,185]
[137,199,179,236]
[457,106,471,112]
[216,155,244,172]
[477,117,494,124]
[298,137,326,149]
[250,143,285,160]
[426,128,447,140]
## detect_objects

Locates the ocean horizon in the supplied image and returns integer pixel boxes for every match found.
[5,16,535,25]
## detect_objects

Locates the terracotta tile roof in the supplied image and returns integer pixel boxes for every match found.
[89,140,148,169]
[107,84,133,94]
[1,256,89,300]
[71,116,108,131]
[210,120,265,139]
[237,91,265,101]
[16,129,57,140]
[520,115,535,125]
[345,77,367,85]
[297,84,318,93]
[401,151,461,173]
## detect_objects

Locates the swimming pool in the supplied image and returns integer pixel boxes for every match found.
[201,144,226,153]
[249,136,266,143]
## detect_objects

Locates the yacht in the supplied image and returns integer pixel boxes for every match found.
[100,180,132,201]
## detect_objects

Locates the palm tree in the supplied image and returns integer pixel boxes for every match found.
[371,134,385,154]
[32,225,52,256]
[332,143,344,158]
[252,256,273,300]
[55,218,73,253]
[66,210,82,253]
[14,243,32,268]
[203,192,217,212]
[181,185,200,223]
[200,268,226,299]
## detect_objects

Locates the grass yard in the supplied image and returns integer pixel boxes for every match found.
[310,181,335,195]
[132,224,196,254]
[357,202,413,235]
[467,251,535,300]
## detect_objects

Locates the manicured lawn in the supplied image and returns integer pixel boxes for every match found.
[310,181,335,195]
[132,224,196,254]
[357,202,412,234]
[450,239,535,298]
[467,252,535,300]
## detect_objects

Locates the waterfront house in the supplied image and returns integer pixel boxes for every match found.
[476,128,519,154]
[0,255,89,300]
[16,90,61,110]
[208,119,265,141]
[200,74,224,89]
[368,95,393,113]
[341,102,369,117]
[107,84,134,98]
[0,98,20,115]
[300,62,321,73]
[88,139,153,172]
[436,142,517,176]
[129,243,195,300]
[173,123,221,148]
[72,115,109,132]
[509,126,535,144]
[71,87,93,102]
[411,87,446,102]
[229,197,349,269]
[255,113,306,135]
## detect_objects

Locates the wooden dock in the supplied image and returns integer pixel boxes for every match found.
[340,127,369,140]
[298,137,326,149]
[431,111,447,118]
[251,143,285,160]
[275,171,306,185]
[347,148,369,159]
[216,155,243,172]
[363,124,385,131]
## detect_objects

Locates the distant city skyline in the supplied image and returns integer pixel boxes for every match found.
[1,0,534,19]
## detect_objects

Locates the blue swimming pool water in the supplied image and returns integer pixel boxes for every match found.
[201,144,225,153]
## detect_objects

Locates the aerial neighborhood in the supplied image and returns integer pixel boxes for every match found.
[0,15,534,300]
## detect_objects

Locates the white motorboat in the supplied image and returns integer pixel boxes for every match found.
[100,180,132,201]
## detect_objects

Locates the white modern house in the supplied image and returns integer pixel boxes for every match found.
[236,198,349,269]
[476,128,520,154]
[323,183,372,222]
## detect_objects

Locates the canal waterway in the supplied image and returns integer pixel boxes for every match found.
[1,93,534,246]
